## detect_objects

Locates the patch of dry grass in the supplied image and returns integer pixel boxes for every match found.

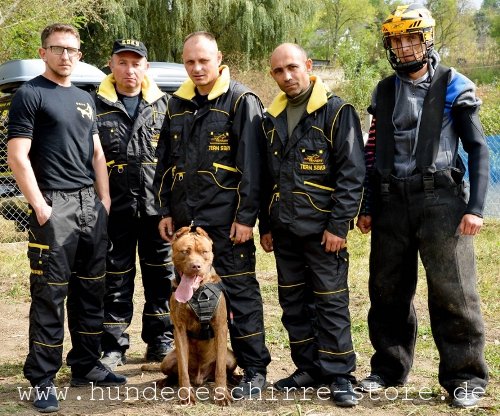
[0,217,498,415]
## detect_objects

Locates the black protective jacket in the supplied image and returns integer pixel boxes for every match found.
[94,74,167,216]
[154,66,264,227]
[260,76,365,238]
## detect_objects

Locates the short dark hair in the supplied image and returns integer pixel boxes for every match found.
[41,24,80,48]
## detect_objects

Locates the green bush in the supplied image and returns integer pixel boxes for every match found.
[333,41,382,116]
[477,83,500,137]
[463,66,499,86]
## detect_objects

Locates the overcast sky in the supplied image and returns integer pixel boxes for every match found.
[411,0,483,9]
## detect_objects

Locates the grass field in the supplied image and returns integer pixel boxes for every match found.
[0,217,498,415]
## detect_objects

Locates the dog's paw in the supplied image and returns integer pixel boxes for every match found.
[215,396,231,407]
[214,387,232,407]
[179,396,196,406]
[178,387,196,406]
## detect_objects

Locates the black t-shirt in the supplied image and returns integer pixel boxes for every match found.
[193,89,208,108]
[117,92,141,120]
[8,75,98,190]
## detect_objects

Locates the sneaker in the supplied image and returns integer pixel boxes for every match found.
[100,350,126,371]
[451,385,484,408]
[70,362,127,387]
[232,370,266,399]
[359,374,386,392]
[145,342,172,362]
[33,380,60,413]
[274,369,321,391]
[330,377,358,407]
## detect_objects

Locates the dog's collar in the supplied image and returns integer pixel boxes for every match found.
[186,282,224,340]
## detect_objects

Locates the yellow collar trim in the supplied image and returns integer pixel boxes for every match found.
[174,65,231,101]
[97,73,164,104]
[267,75,329,117]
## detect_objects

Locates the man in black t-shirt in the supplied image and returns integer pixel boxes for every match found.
[94,39,174,370]
[7,23,126,414]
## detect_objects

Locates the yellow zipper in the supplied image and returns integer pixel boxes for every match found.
[213,162,238,172]
[304,180,334,192]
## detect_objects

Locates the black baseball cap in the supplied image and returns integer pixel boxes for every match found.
[112,39,148,58]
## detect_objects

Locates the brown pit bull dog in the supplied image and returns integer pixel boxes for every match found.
[160,226,237,406]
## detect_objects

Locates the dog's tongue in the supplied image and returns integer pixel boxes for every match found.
[175,274,201,303]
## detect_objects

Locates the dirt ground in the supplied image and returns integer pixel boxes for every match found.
[0,284,498,416]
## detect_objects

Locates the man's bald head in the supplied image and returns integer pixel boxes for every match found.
[271,43,308,61]
[182,31,222,95]
[270,43,312,98]
[184,31,218,49]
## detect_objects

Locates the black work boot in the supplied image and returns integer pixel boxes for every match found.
[145,342,173,362]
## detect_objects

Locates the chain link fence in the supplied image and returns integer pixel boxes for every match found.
[0,59,192,244]
[0,97,30,243]
[1,96,499,243]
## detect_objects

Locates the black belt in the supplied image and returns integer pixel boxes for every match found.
[381,169,463,198]
[42,185,94,195]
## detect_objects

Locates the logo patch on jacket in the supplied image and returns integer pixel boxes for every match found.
[208,132,231,151]
[300,150,326,172]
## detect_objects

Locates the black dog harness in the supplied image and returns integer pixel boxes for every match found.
[186,282,225,340]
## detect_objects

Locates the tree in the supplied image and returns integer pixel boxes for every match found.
[426,0,476,58]
[0,0,107,63]
[479,0,500,47]
[80,0,140,66]
[309,0,376,64]
[79,0,315,68]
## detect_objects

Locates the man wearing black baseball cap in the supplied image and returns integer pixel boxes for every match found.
[112,39,148,58]
[94,39,174,370]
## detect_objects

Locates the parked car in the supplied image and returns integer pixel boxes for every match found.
[0,59,187,232]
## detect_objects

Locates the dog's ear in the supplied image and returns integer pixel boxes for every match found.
[174,226,191,240]
[195,227,212,241]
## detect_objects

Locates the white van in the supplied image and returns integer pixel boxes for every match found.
[0,59,186,231]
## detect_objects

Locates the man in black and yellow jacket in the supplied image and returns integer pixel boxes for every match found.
[94,39,174,370]
[259,43,365,407]
[154,31,271,399]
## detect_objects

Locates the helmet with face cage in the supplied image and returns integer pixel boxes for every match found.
[382,4,435,73]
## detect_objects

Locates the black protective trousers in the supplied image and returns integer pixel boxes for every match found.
[201,225,271,373]
[271,227,356,382]
[101,214,173,352]
[24,186,108,385]
[368,173,489,393]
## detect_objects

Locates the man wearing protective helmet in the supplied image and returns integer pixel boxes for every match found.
[357,4,489,409]
[381,3,436,75]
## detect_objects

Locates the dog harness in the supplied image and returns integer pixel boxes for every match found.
[187,282,225,340]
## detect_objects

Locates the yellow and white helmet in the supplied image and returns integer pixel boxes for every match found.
[382,4,435,73]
